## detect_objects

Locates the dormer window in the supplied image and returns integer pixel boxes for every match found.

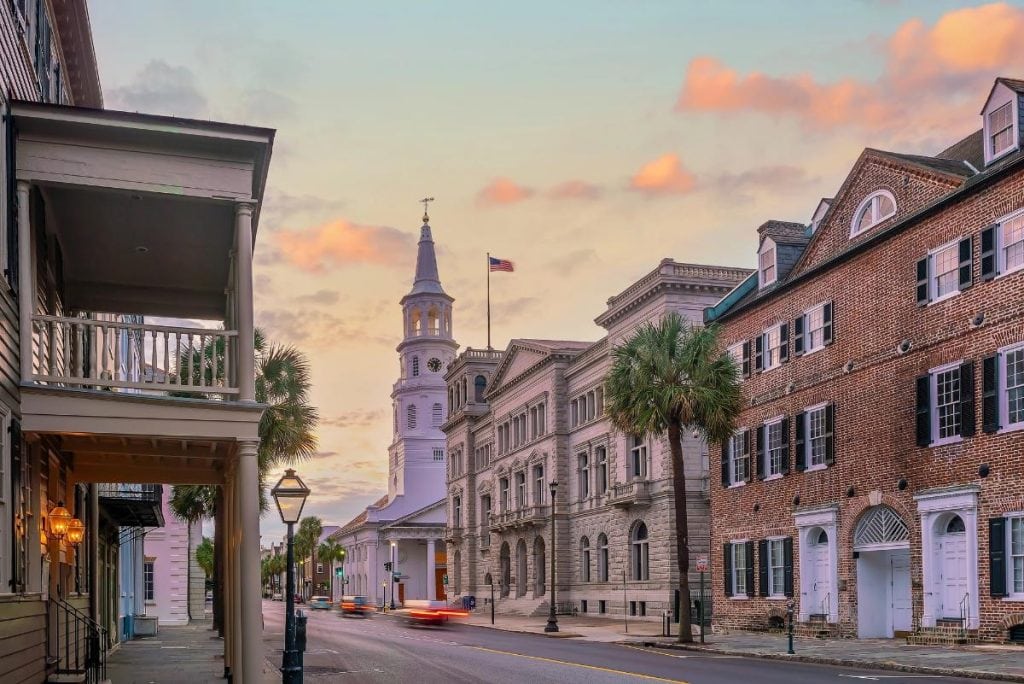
[850,190,896,237]
[982,79,1021,166]
[758,238,777,288]
[989,102,1014,158]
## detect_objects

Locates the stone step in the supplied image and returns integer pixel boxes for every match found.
[905,627,980,646]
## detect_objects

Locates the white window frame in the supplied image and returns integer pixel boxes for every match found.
[802,302,827,355]
[996,208,1024,279]
[999,342,1024,434]
[763,417,785,479]
[758,238,777,288]
[804,402,829,471]
[631,524,650,581]
[728,431,747,487]
[533,464,545,505]
[727,342,744,374]
[453,497,462,528]
[986,99,1019,164]
[762,324,783,371]
[515,471,527,508]
[930,360,964,446]
[928,239,962,305]
[629,436,648,480]
[766,537,786,598]
[1008,514,1024,600]
[499,478,510,512]
[850,190,897,237]
[730,541,749,598]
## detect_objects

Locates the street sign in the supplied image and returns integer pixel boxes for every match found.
[695,556,709,573]
[442,574,449,585]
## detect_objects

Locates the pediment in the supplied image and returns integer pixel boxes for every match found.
[385,499,446,527]
[489,344,548,389]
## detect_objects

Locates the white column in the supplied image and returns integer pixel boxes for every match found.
[17,181,33,383]
[234,203,256,402]
[426,539,436,601]
[238,442,262,682]
[223,474,234,676]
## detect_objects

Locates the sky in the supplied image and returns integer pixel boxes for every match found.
[88,0,1024,543]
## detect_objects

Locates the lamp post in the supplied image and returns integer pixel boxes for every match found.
[544,480,558,633]
[271,469,311,684]
[390,542,397,609]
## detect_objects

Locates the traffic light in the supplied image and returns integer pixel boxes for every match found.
[384,561,392,572]
[335,566,344,578]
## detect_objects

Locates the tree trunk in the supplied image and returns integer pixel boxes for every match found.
[668,420,694,643]
[213,488,224,635]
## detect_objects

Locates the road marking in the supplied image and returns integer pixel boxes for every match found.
[466,645,689,683]
[838,675,946,680]
[619,645,689,658]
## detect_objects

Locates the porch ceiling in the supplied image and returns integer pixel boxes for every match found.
[65,434,233,485]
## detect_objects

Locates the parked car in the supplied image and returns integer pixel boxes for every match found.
[309,596,332,610]
[271,592,283,601]
[339,595,373,617]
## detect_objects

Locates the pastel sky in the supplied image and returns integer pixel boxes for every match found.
[88,0,1024,543]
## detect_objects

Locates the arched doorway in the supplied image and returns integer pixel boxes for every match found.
[499,543,511,597]
[516,539,528,597]
[933,513,968,620]
[853,505,911,638]
[533,537,546,597]
[805,527,831,618]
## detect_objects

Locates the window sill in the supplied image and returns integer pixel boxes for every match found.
[988,143,1018,166]
[801,345,825,358]
[766,595,789,601]
[763,474,783,482]
[994,263,1024,281]
[997,423,1024,435]
[728,595,750,600]
[805,464,828,473]
[728,481,746,489]
[931,436,963,448]
[1002,596,1024,602]
[760,364,781,373]
[927,290,960,307]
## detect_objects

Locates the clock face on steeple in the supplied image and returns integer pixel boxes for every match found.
[427,357,442,373]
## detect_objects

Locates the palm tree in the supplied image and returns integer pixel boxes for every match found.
[196,537,215,579]
[267,554,286,593]
[317,538,346,599]
[605,313,741,643]
[294,516,322,598]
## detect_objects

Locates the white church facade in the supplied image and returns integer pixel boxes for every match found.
[332,210,456,606]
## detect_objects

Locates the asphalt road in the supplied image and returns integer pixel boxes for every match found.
[261,600,996,683]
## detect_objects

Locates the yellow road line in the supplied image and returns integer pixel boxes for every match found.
[466,644,689,683]
[619,644,690,658]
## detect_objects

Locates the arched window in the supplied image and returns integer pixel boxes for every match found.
[428,308,440,335]
[412,356,420,377]
[406,404,417,429]
[410,308,422,335]
[850,190,896,236]
[631,522,650,581]
[597,533,609,582]
[580,536,591,583]
[945,515,966,534]
[474,375,487,403]
[533,536,546,597]
[432,403,443,427]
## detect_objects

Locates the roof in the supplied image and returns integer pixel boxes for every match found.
[758,220,809,246]
[334,494,389,536]
[514,339,593,352]
[936,129,984,172]
[997,77,1024,94]
[876,149,973,178]
[406,222,447,297]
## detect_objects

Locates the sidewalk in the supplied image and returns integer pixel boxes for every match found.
[463,610,672,642]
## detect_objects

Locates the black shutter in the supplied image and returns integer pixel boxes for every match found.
[779,323,789,363]
[9,418,21,590]
[754,334,764,372]
[982,355,1000,433]
[916,257,929,305]
[823,301,833,346]
[980,224,997,281]
[780,416,790,475]
[758,540,769,597]
[916,375,931,447]
[721,439,730,487]
[741,341,751,378]
[960,361,975,438]
[990,518,1008,597]
[958,236,973,290]
[743,429,752,483]
[754,426,764,480]
[5,112,17,292]
[794,411,806,471]
[793,315,804,356]
[744,541,755,597]
[783,537,794,597]
[723,544,733,597]
[824,404,835,466]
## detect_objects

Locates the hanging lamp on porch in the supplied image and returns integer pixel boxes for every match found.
[48,502,72,540]
[66,518,85,545]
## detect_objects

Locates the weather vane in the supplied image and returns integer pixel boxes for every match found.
[420,196,434,223]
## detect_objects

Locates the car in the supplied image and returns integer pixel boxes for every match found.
[403,599,468,627]
[309,596,332,610]
[339,595,373,617]
[271,592,283,601]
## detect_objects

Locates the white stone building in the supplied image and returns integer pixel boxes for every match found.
[333,212,455,606]
[442,259,750,621]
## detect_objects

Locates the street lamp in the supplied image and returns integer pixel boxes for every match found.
[271,469,310,684]
[544,480,559,633]
[390,542,397,609]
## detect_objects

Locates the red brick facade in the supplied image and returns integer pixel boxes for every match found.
[706,84,1024,643]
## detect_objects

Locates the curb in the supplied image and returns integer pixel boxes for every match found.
[644,642,1024,683]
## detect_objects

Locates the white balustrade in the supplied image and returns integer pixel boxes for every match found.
[31,315,239,396]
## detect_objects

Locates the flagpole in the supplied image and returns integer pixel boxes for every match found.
[486,252,492,349]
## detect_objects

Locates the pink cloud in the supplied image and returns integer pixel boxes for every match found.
[477,177,533,206]
[547,180,602,200]
[629,154,696,195]
[273,218,413,272]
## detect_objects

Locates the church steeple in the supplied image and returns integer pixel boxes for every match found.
[408,218,446,296]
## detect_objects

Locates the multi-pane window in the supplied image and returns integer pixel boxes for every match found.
[933,365,962,442]
[804,304,826,353]
[597,534,609,582]
[852,191,896,235]
[931,242,960,300]
[807,406,828,467]
[578,453,590,499]
[433,448,444,462]
[765,420,784,477]
[580,537,591,583]
[990,102,1014,157]
[480,495,491,529]
[1006,346,1024,428]
[728,432,747,485]
[499,478,510,512]
[595,447,608,495]
[144,561,155,601]
[1002,213,1024,275]
[731,543,748,596]
[412,356,420,377]
[631,523,649,581]
[515,472,526,508]
[453,496,462,527]
[767,539,785,597]
[630,436,647,479]
[763,325,783,370]
[533,465,545,505]
[1012,518,1024,595]
[759,243,776,286]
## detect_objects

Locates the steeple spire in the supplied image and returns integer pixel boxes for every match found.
[409,199,445,296]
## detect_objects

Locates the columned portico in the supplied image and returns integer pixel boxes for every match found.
[427,539,437,600]
[915,486,980,629]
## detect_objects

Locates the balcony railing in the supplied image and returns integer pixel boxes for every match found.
[31,315,239,397]
[98,484,164,528]
[607,480,652,508]
[490,505,549,531]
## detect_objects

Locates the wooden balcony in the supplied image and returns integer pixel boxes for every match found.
[607,480,652,508]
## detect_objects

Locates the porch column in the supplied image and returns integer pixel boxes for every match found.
[426,539,437,600]
[222,475,233,677]
[17,181,33,383]
[230,470,243,680]
[234,202,256,402]
[238,441,262,682]
[88,484,99,623]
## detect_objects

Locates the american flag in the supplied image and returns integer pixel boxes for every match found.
[489,257,515,272]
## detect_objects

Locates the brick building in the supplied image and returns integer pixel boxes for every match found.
[705,77,1024,643]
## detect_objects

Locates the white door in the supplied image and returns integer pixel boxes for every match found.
[890,551,912,634]
[810,542,831,617]
[938,528,968,619]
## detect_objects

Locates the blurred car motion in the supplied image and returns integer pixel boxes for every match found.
[339,595,374,617]
[309,595,332,610]
[404,599,468,626]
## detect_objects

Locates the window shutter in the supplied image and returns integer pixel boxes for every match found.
[741,341,751,378]
[780,416,790,475]
[793,315,804,356]
[744,541,755,597]
[758,539,769,597]
[754,426,764,481]
[779,323,789,363]
[989,517,1007,597]
[742,429,752,483]
[723,544,733,597]
[4,113,17,293]
[957,236,973,290]
[980,224,997,281]
[960,361,976,438]
[794,411,806,472]
[823,301,833,345]
[783,537,794,597]
[754,334,764,372]
[982,355,1000,433]
[721,439,730,487]
[916,257,929,305]
[10,417,21,464]
[824,404,835,466]
[916,375,931,447]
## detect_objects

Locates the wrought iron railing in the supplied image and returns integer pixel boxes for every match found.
[97,483,162,502]
[48,596,107,683]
